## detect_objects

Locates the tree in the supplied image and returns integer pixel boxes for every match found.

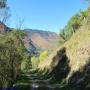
[0,30,30,87]
[0,0,7,8]
[16,18,24,30]
[39,51,48,62]
[85,0,90,3]
[31,51,49,69]
[31,56,39,69]
[80,10,88,20]
[59,9,88,44]
[0,0,10,23]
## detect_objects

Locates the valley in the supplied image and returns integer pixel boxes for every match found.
[0,0,90,90]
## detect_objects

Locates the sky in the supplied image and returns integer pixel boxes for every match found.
[8,0,88,33]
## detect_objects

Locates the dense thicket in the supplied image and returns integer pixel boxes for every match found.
[0,30,30,87]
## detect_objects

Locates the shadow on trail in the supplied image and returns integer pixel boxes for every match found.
[14,71,61,90]
[13,47,71,90]
[66,57,90,90]
[50,47,70,82]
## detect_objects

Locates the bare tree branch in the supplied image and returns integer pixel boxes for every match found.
[0,0,11,24]
[16,18,24,30]
[0,0,7,8]
[85,0,90,4]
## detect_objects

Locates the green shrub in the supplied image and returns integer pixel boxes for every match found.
[0,30,30,87]
[39,51,48,62]
[31,56,39,69]
[31,51,49,69]
[59,9,88,44]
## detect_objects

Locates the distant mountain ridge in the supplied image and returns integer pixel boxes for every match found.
[0,23,59,56]
[24,29,58,40]
[23,29,59,52]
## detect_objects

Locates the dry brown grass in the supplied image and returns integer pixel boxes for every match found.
[38,22,90,80]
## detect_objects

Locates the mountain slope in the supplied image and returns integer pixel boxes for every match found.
[24,29,59,51]
[0,23,59,56]
[38,18,90,89]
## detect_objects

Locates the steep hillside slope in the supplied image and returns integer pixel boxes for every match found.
[38,19,90,89]
[23,33,39,56]
[24,29,59,50]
